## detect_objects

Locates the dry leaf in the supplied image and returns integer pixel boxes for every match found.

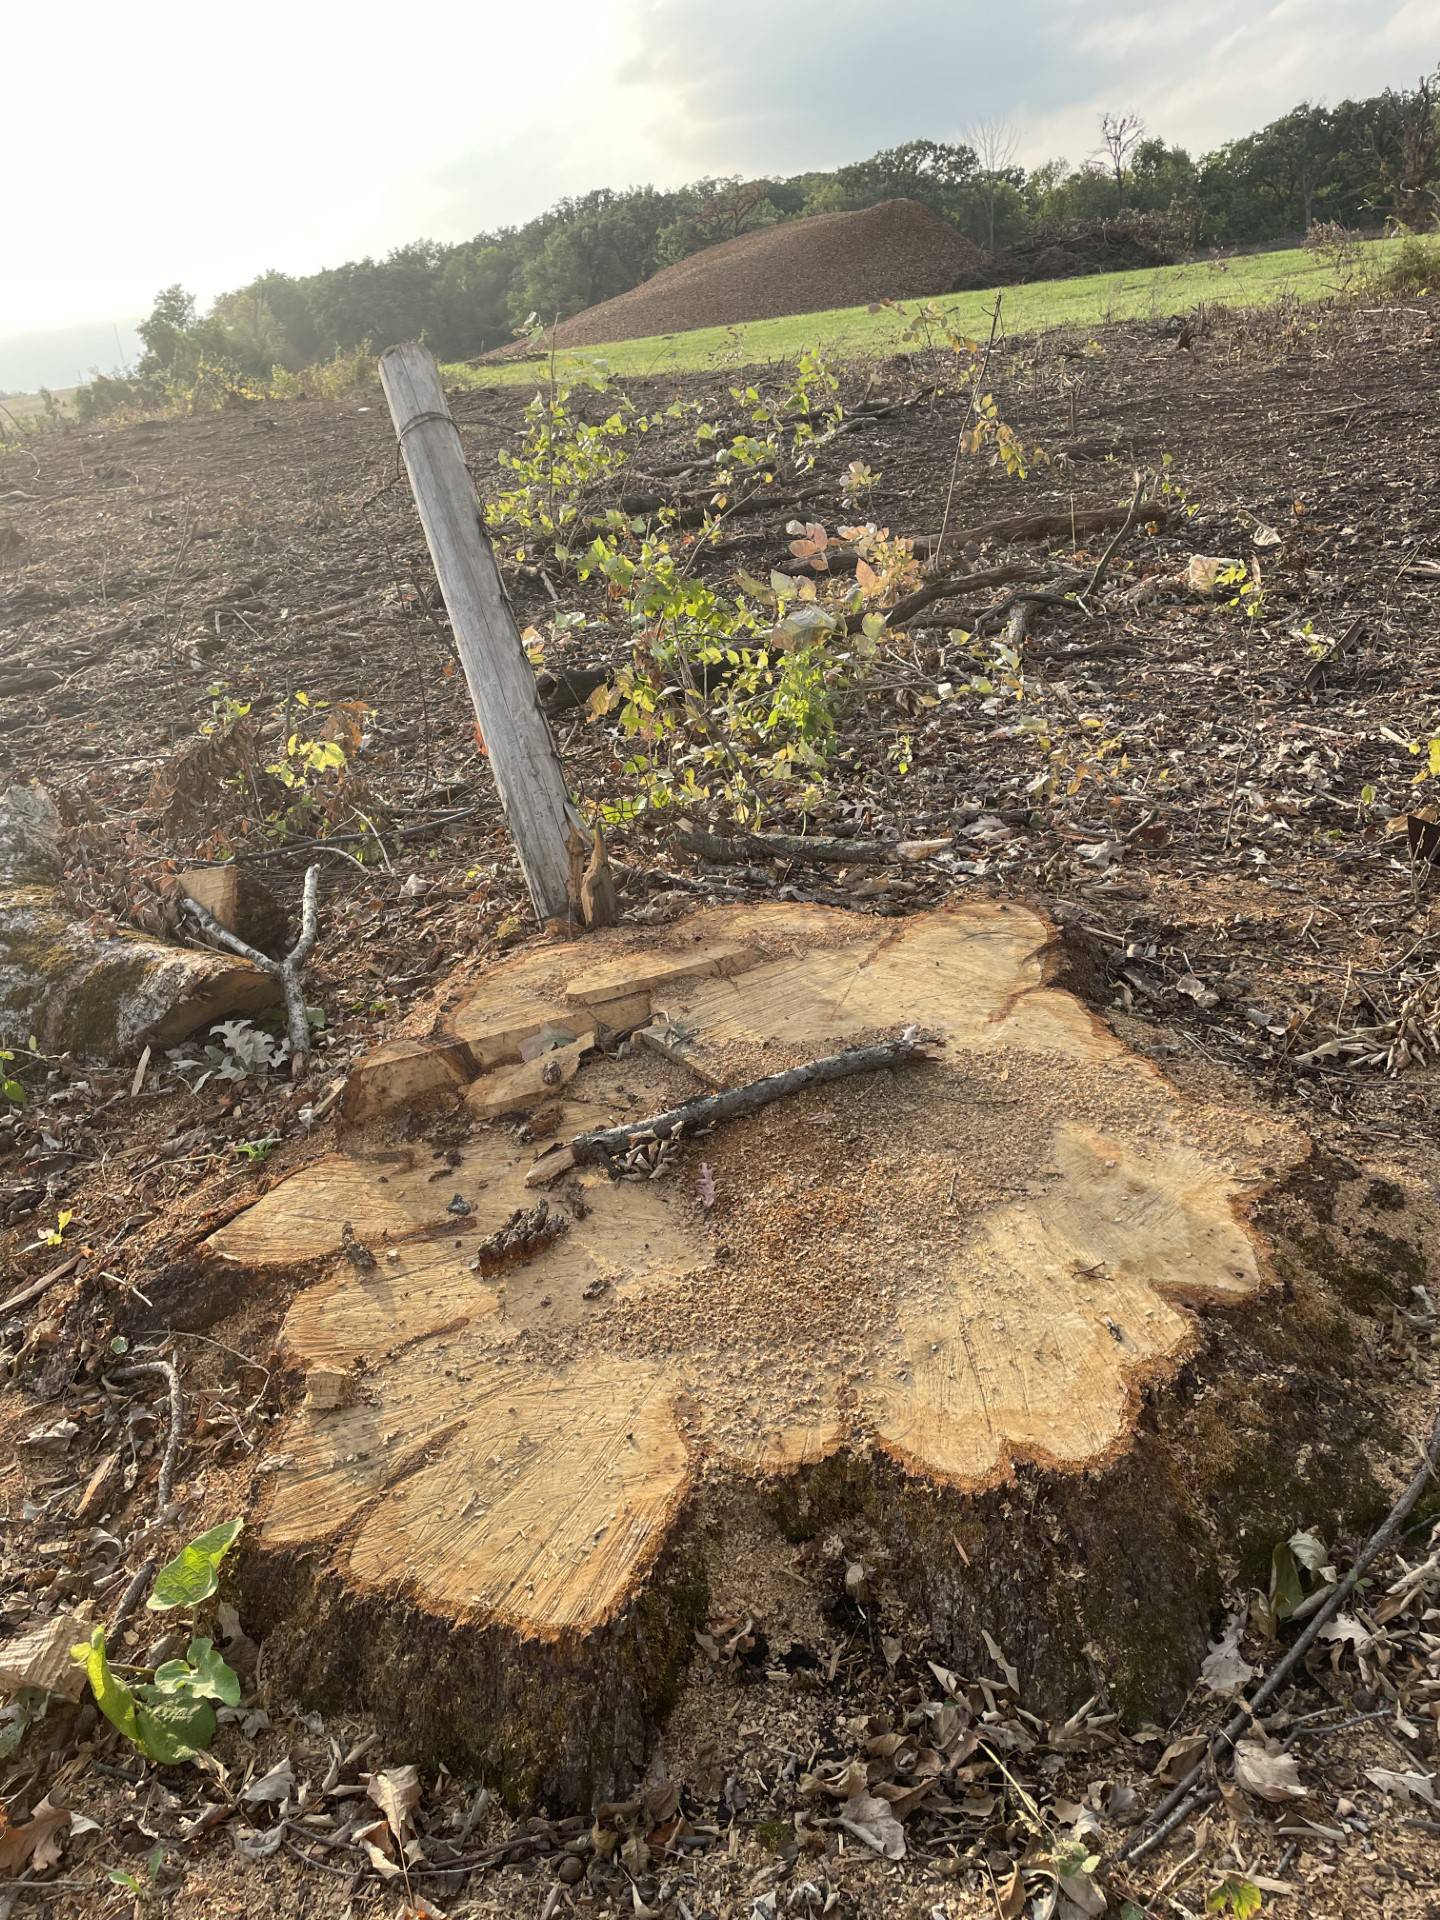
[1233,1739,1308,1803]
[1154,1732,1208,1782]
[0,1797,70,1873]
[0,1610,92,1700]
[242,1759,295,1805]
[1199,1624,1256,1696]
[995,1860,1025,1919]
[367,1763,421,1841]
[1365,1766,1436,1805]
[837,1788,906,1859]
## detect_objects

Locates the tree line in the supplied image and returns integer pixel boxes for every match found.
[121,73,1439,389]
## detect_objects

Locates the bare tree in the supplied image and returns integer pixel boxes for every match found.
[1100,110,1146,210]
[967,117,1021,254]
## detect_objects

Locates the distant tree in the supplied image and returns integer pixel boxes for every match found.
[1099,111,1146,208]
[1129,138,1199,214]
[966,118,1022,252]
[1368,74,1440,229]
[838,139,979,220]
[137,286,198,373]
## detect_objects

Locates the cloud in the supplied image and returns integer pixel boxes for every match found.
[618,0,1436,174]
[615,0,1101,174]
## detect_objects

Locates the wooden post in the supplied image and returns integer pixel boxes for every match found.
[378,342,615,928]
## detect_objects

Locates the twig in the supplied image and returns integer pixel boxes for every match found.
[1077,474,1148,602]
[527,1032,929,1185]
[935,294,1003,560]
[106,1359,184,1510]
[0,1253,79,1316]
[860,561,1047,634]
[107,1556,157,1640]
[184,863,321,1078]
[1121,1402,1440,1864]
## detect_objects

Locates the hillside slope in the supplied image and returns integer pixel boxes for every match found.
[505,198,979,353]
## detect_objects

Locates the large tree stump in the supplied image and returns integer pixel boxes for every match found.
[0,789,279,1055]
[209,901,1414,1804]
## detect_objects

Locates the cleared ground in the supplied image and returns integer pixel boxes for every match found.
[2,289,1440,1917]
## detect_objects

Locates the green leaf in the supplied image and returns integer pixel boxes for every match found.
[147,1517,244,1611]
[147,1638,241,1707]
[1207,1874,1264,1918]
[70,1626,216,1764]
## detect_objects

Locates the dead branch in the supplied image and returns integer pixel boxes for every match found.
[1077,475,1148,601]
[527,1031,929,1184]
[106,1359,184,1512]
[859,562,1048,634]
[673,821,945,867]
[1121,1400,1440,1864]
[185,863,321,1077]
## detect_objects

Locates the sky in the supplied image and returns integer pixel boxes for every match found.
[2,0,1436,390]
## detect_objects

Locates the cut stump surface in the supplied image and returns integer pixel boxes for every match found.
[214,900,1328,1801]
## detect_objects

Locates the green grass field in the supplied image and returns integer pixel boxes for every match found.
[443,236,1431,390]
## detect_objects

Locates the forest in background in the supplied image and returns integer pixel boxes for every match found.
[59,72,1440,411]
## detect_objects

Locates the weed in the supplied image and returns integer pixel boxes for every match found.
[70,1519,244,1767]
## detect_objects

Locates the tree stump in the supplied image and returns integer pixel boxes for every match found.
[210,901,1414,1804]
[0,788,279,1055]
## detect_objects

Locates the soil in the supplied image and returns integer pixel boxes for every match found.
[491,199,980,354]
[1,289,1440,1916]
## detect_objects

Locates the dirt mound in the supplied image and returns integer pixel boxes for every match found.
[952,213,1192,291]
[504,200,979,352]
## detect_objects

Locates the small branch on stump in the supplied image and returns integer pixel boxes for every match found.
[526,1031,929,1185]
[184,864,321,1079]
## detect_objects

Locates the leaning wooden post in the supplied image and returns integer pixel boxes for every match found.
[378,342,616,929]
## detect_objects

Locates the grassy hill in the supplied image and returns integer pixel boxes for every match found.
[444,236,1428,390]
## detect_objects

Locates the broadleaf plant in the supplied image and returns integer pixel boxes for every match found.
[148,1517,244,1611]
[71,1627,226,1765]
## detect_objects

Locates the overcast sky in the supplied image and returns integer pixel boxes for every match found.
[3,0,1435,389]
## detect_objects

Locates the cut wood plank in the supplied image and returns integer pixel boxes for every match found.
[563,941,756,1016]
[341,1034,476,1126]
[464,1035,589,1116]
[209,900,1391,1810]
[378,343,616,928]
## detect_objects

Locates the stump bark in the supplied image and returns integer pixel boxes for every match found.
[208,901,1413,1804]
[0,788,279,1055]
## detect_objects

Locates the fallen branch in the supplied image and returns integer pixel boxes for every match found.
[106,1360,184,1512]
[185,864,321,1078]
[0,1253,79,1317]
[526,1031,929,1185]
[1077,475,1148,602]
[1120,1401,1440,1865]
[674,821,948,867]
[871,562,1050,633]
